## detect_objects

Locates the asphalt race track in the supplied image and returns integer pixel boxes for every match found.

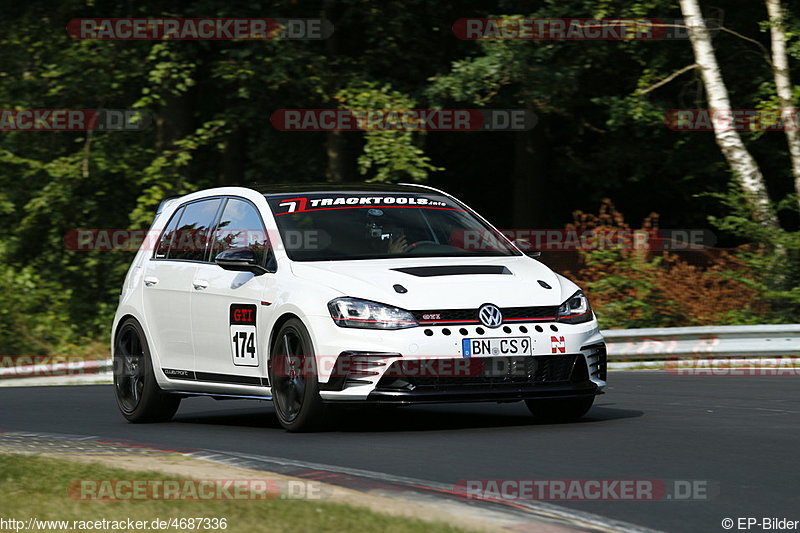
[1,372,797,532]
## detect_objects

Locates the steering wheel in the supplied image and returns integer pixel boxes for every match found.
[402,240,439,253]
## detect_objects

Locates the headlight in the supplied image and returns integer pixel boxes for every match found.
[557,291,593,324]
[328,297,418,329]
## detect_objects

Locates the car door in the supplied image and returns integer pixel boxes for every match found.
[142,198,222,374]
[191,197,278,384]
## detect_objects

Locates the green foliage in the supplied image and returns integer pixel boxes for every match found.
[0,243,78,355]
[335,83,442,182]
[0,0,798,357]
[707,187,800,323]
[581,250,676,329]
[130,119,231,226]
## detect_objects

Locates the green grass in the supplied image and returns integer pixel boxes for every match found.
[0,454,474,533]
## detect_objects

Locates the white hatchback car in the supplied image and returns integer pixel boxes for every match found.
[112,183,606,431]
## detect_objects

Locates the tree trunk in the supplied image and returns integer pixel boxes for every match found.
[322,0,347,183]
[678,0,780,228]
[155,92,191,152]
[155,92,192,184]
[325,131,348,182]
[221,126,245,186]
[512,127,545,229]
[766,0,800,208]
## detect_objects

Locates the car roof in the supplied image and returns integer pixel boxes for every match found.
[255,182,434,197]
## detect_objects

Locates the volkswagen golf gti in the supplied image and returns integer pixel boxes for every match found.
[112,183,607,431]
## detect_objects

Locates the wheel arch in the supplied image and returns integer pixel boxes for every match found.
[112,313,139,349]
[268,312,304,362]
[112,313,164,377]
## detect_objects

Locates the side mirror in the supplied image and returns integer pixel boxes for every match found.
[511,239,541,258]
[215,249,268,275]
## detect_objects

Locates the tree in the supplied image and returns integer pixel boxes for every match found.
[678,0,780,228]
[765,0,800,207]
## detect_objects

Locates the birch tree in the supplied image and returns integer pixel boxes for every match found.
[678,0,780,228]
[766,0,800,207]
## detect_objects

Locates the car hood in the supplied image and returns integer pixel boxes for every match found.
[289,256,575,310]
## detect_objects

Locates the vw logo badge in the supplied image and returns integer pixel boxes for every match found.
[478,304,503,328]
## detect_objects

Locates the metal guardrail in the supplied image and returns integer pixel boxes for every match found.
[2,324,800,380]
[602,324,800,360]
[0,358,112,379]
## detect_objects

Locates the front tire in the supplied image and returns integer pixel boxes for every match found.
[113,318,180,423]
[269,318,327,432]
[525,396,594,422]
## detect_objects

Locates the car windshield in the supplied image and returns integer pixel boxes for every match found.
[266,192,519,261]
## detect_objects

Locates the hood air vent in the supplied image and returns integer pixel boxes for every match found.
[392,265,512,277]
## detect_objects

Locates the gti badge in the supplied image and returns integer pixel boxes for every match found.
[478,304,503,328]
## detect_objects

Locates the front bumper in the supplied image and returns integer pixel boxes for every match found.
[305,314,607,402]
[362,353,599,404]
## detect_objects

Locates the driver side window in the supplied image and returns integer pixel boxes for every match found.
[210,198,275,271]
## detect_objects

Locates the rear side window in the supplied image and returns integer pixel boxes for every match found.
[210,198,275,270]
[169,198,223,262]
[153,206,184,259]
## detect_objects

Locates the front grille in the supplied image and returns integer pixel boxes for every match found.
[502,306,559,321]
[411,308,477,323]
[375,354,583,392]
[411,305,559,325]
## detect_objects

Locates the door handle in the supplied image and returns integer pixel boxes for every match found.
[143,276,158,287]
[193,279,209,290]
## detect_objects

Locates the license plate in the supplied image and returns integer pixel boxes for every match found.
[461,337,532,357]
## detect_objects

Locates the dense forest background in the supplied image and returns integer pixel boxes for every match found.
[1,0,799,357]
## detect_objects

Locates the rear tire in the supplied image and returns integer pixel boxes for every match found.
[269,318,327,432]
[525,396,594,422]
[113,318,181,423]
